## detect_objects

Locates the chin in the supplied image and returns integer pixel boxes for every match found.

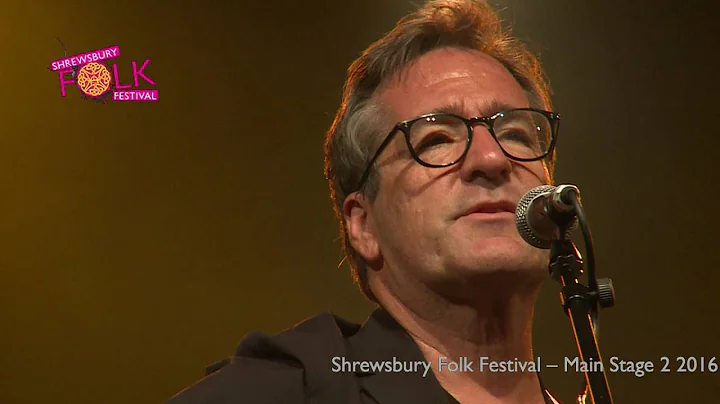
[447,236,549,280]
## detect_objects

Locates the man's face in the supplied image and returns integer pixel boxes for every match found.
[348,47,551,296]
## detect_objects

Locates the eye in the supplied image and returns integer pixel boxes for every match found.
[415,131,455,151]
[498,130,534,146]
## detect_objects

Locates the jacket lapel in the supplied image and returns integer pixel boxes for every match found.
[347,308,450,404]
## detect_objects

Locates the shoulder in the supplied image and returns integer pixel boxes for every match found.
[163,312,362,404]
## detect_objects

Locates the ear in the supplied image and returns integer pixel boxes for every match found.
[343,192,382,265]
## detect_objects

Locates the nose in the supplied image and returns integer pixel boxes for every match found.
[457,124,512,183]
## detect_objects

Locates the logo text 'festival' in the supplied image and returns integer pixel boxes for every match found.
[50,45,158,102]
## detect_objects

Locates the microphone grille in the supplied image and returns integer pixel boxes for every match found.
[515,185,556,249]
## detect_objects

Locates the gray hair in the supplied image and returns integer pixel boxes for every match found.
[324,0,555,301]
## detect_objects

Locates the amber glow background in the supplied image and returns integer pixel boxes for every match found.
[1,0,718,403]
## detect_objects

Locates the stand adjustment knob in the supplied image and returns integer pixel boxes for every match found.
[597,278,615,308]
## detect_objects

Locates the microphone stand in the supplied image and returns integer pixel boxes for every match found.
[548,198,614,404]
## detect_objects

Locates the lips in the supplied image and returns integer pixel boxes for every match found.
[460,201,517,217]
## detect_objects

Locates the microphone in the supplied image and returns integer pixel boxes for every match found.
[515,184,580,249]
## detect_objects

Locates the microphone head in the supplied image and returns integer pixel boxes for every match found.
[515,185,579,249]
[515,185,556,249]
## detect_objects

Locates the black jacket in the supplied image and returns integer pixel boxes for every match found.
[164,308,557,403]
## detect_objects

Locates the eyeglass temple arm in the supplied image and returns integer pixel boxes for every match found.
[354,127,401,191]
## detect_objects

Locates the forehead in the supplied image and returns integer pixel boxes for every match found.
[375,48,530,122]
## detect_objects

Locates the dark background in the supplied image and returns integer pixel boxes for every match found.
[2,0,719,403]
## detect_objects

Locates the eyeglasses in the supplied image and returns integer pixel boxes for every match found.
[354,108,560,191]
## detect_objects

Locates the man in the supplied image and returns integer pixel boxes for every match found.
[166,0,564,403]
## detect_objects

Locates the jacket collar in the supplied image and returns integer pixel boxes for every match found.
[347,308,453,404]
[347,307,559,404]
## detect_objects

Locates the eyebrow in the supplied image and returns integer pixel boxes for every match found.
[428,99,519,117]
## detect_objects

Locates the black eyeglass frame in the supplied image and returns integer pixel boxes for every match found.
[353,108,560,192]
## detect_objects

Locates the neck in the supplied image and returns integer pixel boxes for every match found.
[372,273,547,404]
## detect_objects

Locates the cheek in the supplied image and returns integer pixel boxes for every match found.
[516,160,550,185]
[372,182,406,235]
[376,159,451,236]
[374,175,432,241]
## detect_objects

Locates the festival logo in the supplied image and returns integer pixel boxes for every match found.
[49,39,158,103]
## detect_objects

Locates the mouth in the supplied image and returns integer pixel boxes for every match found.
[460,201,517,218]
